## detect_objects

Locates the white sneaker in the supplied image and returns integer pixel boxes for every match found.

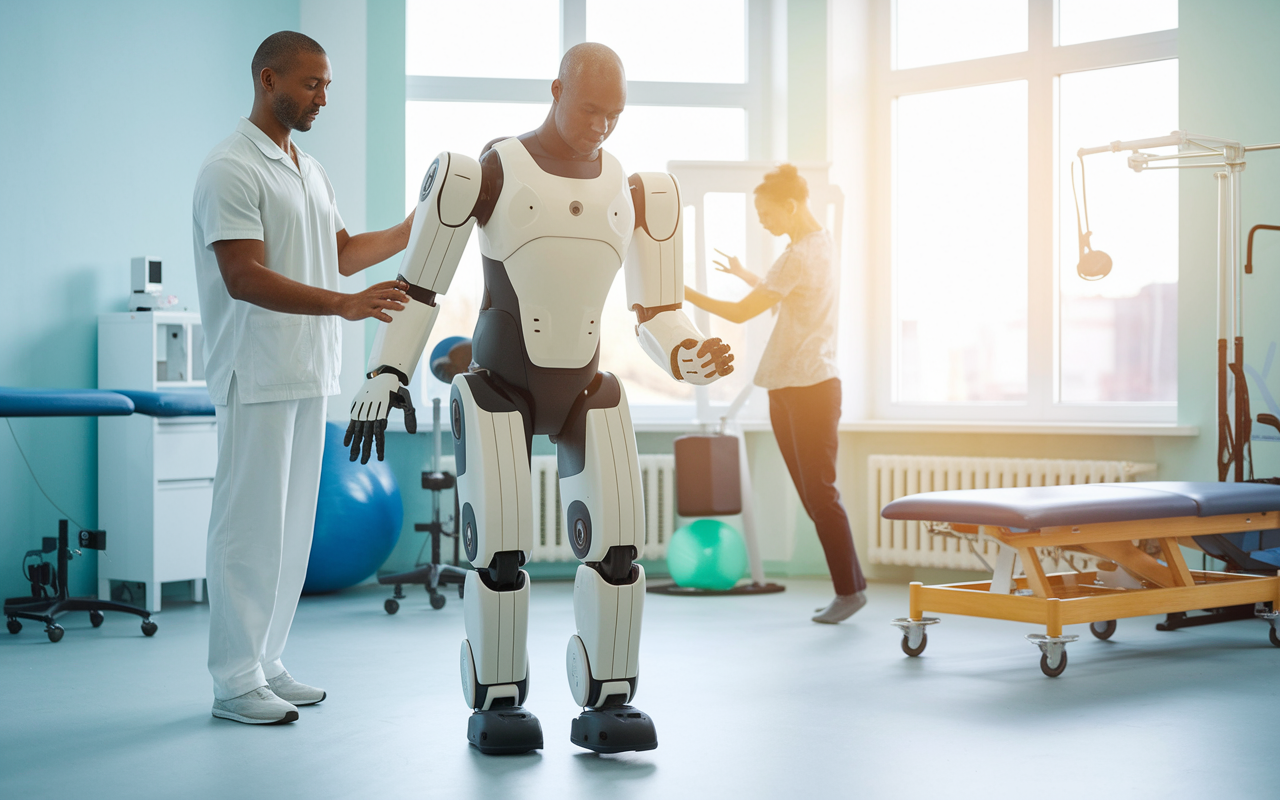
[212,687,299,724]
[267,670,326,706]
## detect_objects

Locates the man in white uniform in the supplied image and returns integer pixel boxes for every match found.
[192,31,414,725]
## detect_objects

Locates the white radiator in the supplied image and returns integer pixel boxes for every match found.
[867,455,1157,570]
[526,454,677,563]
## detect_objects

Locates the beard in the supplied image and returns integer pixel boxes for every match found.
[272,93,314,132]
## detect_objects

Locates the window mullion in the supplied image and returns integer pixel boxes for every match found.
[561,0,586,51]
[1027,0,1055,417]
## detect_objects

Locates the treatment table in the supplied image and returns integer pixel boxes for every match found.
[881,481,1280,676]
[2,386,213,640]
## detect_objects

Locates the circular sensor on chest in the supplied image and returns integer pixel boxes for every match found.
[569,200,583,216]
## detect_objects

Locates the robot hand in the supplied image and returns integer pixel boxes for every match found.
[345,372,417,464]
[674,338,734,385]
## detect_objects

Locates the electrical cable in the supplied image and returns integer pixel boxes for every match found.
[1072,158,1112,280]
[5,418,87,531]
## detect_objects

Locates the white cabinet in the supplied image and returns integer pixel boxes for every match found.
[98,311,214,612]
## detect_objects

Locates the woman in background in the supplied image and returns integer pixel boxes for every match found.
[683,164,867,624]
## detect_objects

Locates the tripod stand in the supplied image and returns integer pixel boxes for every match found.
[379,397,468,613]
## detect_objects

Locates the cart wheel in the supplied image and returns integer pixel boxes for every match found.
[384,598,400,615]
[901,631,927,657]
[1269,625,1280,648]
[1089,619,1116,640]
[1040,649,1068,677]
[46,624,64,643]
[141,619,158,637]
[7,618,21,634]
[89,610,105,628]
[430,593,447,610]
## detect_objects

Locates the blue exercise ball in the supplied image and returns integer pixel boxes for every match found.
[303,422,403,594]
[666,519,748,591]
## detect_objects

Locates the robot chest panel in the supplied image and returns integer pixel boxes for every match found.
[502,238,621,369]
[479,143,636,264]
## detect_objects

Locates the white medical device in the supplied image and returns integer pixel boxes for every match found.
[346,141,732,756]
[129,256,165,311]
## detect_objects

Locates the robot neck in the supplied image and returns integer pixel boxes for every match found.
[518,130,603,180]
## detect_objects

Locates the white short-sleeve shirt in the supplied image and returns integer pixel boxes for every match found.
[753,230,840,390]
[192,117,345,405]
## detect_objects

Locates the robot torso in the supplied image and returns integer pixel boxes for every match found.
[478,137,635,370]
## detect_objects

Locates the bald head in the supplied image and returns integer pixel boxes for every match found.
[558,42,625,87]
[547,43,627,158]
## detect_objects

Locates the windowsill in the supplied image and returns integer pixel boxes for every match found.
[379,417,1198,437]
[839,420,1197,436]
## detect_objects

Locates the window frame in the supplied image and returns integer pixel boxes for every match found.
[871,0,1179,423]
[404,0,779,424]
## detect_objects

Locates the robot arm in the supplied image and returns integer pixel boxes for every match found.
[624,173,733,385]
[346,152,482,463]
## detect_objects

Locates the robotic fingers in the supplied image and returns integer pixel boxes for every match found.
[674,337,734,384]
[345,373,416,463]
[635,309,734,385]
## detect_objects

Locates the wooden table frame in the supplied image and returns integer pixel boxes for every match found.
[907,511,1280,638]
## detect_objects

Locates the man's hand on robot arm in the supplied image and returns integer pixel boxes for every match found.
[345,370,417,464]
[336,280,410,323]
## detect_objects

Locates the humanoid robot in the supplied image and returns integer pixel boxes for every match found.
[345,46,732,755]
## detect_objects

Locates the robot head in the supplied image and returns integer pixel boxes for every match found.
[550,43,627,158]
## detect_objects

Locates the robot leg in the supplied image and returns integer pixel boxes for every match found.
[555,373,658,753]
[451,373,542,754]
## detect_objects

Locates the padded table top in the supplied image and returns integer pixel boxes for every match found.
[116,389,215,417]
[880,481,1280,529]
[0,387,135,417]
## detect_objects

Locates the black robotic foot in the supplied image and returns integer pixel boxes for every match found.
[468,708,543,755]
[570,706,658,754]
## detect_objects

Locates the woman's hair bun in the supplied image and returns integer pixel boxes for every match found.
[755,163,808,203]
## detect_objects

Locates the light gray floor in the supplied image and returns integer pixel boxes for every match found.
[2,577,1278,799]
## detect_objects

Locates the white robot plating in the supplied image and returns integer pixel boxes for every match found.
[347,139,732,754]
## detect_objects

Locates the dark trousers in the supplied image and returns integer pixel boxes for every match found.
[768,378,866,596]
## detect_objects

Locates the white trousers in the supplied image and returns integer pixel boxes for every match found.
[207,376,327,700]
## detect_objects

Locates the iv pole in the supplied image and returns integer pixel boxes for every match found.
[1077,131,1280,481]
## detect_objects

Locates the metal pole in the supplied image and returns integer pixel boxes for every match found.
[1216,172,1232,482]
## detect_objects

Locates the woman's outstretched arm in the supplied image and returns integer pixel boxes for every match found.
[684,285,781,325]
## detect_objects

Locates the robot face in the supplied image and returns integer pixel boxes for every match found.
[420,159,440,202]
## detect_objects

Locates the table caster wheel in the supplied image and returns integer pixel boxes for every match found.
[141,619,158,637]
[47,624,64,643]
[1269,626,1280,648]
[901,631,927,657]
[1090,619,1116,640]
[430,593,447,610]
[1040,649,1068,677]
[90,610,105,628]
[385,598,400,615]
[7,618,21,635]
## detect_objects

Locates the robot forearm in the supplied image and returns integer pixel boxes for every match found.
[635,309,733,384]
[624,172,733,384]
[347,151,481,463]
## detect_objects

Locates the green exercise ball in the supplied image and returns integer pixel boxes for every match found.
[666,519,748,591]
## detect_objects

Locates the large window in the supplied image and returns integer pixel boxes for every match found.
[879,0,1178,422]
[404,0,770,416]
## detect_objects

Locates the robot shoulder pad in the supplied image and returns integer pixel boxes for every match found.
[630,172,680,242]
[422,152,483,227]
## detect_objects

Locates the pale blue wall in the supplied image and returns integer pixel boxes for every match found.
[1163,0,1280,482]
[0,1,299,599]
